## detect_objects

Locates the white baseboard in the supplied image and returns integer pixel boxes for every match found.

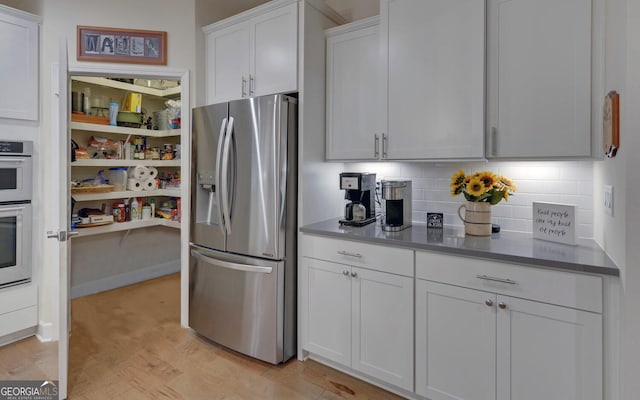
[36,321,55,342]
[70,260,180,299]
[0,327,37,347]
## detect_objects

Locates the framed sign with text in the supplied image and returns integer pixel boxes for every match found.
[77,26,167,65]
[532,202,577,245]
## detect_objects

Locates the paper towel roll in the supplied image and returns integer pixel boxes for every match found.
[147,167,158,179]
[143,177,158,191]
[127,178,143,191]
[128,165,148,180]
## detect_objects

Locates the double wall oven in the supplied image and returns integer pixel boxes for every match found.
[0,140,32,288]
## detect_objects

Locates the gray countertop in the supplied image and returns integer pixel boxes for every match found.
[300,218,619,276]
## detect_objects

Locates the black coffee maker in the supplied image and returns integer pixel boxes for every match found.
[339,172,377,227]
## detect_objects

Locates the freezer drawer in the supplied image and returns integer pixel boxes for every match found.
[189,245,291,364]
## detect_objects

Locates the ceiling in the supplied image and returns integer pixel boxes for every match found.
[322,0,378,22]
[201,0,379,24]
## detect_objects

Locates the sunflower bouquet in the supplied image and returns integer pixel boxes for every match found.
[450,170,516,205]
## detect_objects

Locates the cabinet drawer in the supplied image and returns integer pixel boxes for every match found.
[0,283,37,315]
[416,251,601,313]
[302,235,413,277]
[0,306,37,337]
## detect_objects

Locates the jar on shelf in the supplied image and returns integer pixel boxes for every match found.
[108,167,128,191]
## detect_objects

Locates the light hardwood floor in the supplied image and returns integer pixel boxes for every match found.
[1,274,404,399]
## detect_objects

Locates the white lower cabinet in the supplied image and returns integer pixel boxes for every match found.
[416,252,603,400]
[416,280,497,400]
[301,237,414,391]
[302,258,352,366]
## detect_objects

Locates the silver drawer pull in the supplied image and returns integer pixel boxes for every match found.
[476,274,517,285]
[337,250,363,258]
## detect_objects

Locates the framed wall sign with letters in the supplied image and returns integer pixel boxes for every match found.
[77,26,167,65]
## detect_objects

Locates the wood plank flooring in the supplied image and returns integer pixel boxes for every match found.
[1,274,405,399]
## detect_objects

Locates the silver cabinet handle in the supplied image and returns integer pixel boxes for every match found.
[498,302,507,309]
[342,270,349,276]
[490,127,497,156]
[374,134,380,158]
[485,299,493,307]
[350,271,357,278]
[382,133,388,158]
[249,74,255,96]
[0,158,25,163]
[241,76,247,97]
[476,275,517,285]
[337,250,363,258]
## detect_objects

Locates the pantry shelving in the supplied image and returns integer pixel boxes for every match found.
[72,76,181,98]
[72,159,181,167]
[70,75,183,237]
[74,218,181,237]
[71,189,180,202]
[70,121,180,138]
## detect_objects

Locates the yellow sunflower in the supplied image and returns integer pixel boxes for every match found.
[466,177,486,197]
[477,171,497,189]
[450,184,464,197]
[497,176,517,191]
[450,169,465,187]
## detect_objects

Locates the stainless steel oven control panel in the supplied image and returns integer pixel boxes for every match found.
[0,140,33,156]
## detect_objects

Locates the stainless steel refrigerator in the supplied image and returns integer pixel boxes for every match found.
[190,94,297,364]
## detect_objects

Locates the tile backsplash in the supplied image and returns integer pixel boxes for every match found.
[344,161,594,239]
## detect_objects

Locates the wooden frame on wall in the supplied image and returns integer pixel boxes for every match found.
[77,26,167,65]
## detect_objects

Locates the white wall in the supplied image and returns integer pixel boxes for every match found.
[345,161,595,237]
[619,0,640,398]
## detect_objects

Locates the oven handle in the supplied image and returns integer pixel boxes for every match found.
[0,158,26,163]
[0,206,27,212]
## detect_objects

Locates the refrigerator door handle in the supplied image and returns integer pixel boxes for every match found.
[212,117,227,234]
[221,116,234,234]
[190,249,273,274]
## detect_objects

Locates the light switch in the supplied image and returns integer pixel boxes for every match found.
[604,185,614,216]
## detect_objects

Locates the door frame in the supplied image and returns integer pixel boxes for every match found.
[54,63,190,398]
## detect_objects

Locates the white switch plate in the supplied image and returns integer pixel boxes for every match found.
[604,185,614,216]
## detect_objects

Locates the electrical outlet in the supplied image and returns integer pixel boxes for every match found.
[604,185,614,216]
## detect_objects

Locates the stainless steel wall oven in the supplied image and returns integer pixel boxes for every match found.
[0,140,33,288]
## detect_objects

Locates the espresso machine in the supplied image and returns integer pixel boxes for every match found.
[339,172,376,226]
[381,180,412,231]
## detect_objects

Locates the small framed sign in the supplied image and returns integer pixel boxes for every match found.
[77,26,167,65]
[427,212,444,229]
[532,202,576,245]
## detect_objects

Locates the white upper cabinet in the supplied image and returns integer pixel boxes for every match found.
[204,1,298,104]
[486,0,598,158]
[0,6,40,121]
[325,17,382,160]
[251,3,298,98]
[381,0,485,160]
[205,22,251,104]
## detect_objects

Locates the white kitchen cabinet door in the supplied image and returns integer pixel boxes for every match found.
[416,280,496,400]
[496,295,602,400]
[382,0,484,160]
[352,267,413,391]
[486,0,592,158]
[205,21,251,104]
[301,257,352,366]
[250,2,298,97]
[326,18,382,160]
[0,7,39,120]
